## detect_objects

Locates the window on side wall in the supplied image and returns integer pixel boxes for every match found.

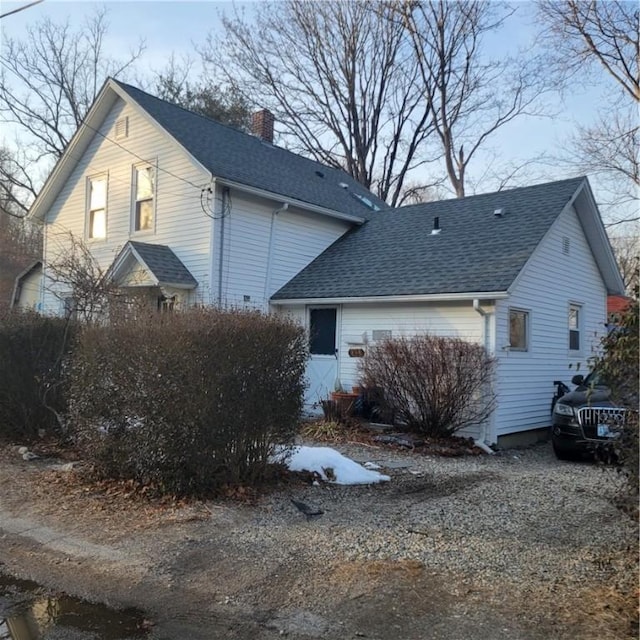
[87,176,107,239]
[133,165,155,232]
[569,304,581,351]
[509,308,529,351]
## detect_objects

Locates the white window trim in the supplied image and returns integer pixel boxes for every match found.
[131,161,157,234]
[85,173,108,241]
[568,302,583,352]
[508,307,530,352]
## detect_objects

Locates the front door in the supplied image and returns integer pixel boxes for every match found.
[305,306,339,409]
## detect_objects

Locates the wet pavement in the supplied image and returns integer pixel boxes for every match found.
[0,573,148,640]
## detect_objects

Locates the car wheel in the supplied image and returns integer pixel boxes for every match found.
[552,437,578,461]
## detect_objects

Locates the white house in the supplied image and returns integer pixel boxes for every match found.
[27,79,625,446]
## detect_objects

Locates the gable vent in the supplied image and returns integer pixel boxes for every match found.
[562,236,570,255]
[115,116,129,140]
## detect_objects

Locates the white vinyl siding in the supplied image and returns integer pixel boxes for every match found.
[42,97,213,312]
[212,190,350,310]
[493,203,607,438]
[337,300,484,394]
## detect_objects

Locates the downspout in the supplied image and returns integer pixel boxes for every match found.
[40,220,48,312]
[264,202,288,306]
[217,186,230,305]
[473,299,495,454]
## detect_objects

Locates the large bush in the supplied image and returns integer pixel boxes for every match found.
[68,308,307,496]
[360,334,495,437]
[593,296,639,503]
[0,311,73,441]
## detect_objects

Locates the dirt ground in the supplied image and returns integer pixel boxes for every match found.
[0,440,637,640]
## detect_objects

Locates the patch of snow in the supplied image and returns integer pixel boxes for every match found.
[363,461,382,470]
[273,446,390,485]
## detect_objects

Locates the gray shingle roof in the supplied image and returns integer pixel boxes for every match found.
[271,177,587,300]
[114,81,386,217]
[129,241,197,288]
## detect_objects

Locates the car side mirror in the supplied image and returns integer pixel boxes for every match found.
[571,374,584,386]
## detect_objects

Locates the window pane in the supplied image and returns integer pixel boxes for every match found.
[90,208,106,239]
[136,167,154,199]
[310,308,336,355]
[90,179,106,209]
[569,329,580,350]
[569,306,580,350]
[509,309,528,350]
[569,307,579,330]
[136,199,153,230]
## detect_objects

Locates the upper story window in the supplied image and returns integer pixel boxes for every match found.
[509,308,529,351]
[133,165,155,232]
[569,304,581,351]
[87,176,107,239]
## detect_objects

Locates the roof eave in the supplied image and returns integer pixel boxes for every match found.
[270,291,509,305]
[216,178,367,224]
[573,181,626,295]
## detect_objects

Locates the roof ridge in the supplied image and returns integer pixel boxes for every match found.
[393,176,587,213]
[111,78,375,194]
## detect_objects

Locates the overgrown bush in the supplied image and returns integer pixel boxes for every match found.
[68,308,307,496]
[0,310,73,441]
[360,334,495,437]
[592,295,639,505]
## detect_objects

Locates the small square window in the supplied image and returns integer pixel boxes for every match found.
[87,177,106,239]
[509,309,529,351]
[133,165,155,231]
[569,305,581,350]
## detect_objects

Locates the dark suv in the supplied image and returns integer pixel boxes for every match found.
[551,371,626,460]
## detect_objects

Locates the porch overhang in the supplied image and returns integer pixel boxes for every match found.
[107,241,198,290]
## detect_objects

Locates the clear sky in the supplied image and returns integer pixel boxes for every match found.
[0,0,631,227]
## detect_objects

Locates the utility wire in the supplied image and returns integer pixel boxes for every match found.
[0,0,44,19]
[80,118,206,191]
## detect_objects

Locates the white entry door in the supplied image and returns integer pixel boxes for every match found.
[305,306,339,409]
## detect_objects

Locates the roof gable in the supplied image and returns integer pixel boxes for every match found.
[112,81,385,217]
[28,78,385,222]
[108,242,197,289]
[272,177,624,301]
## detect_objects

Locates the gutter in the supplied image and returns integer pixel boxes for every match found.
[215,178,366,225]
[473,298,495,454]
[271,291,509,306]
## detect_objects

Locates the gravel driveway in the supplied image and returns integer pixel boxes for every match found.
[0,440,636,639]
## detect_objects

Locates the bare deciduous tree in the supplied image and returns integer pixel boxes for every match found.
[0,8,144,214]
[537,0,639,100]
[0,147,41,310]
[202,0,436,206]
[400,0,549,197]
[609,230,640,294]
[537,0,639,222]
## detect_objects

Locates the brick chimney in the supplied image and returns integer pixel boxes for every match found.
[251,109,274,143]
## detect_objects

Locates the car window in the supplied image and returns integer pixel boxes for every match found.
[583,370,608,387]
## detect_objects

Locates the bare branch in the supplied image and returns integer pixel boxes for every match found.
[201,0,435,206]
[400,0,551,197]
[0,8,145,211]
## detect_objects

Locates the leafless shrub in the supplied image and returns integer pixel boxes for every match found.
[68,308,307,496]
[360,334,495,437]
